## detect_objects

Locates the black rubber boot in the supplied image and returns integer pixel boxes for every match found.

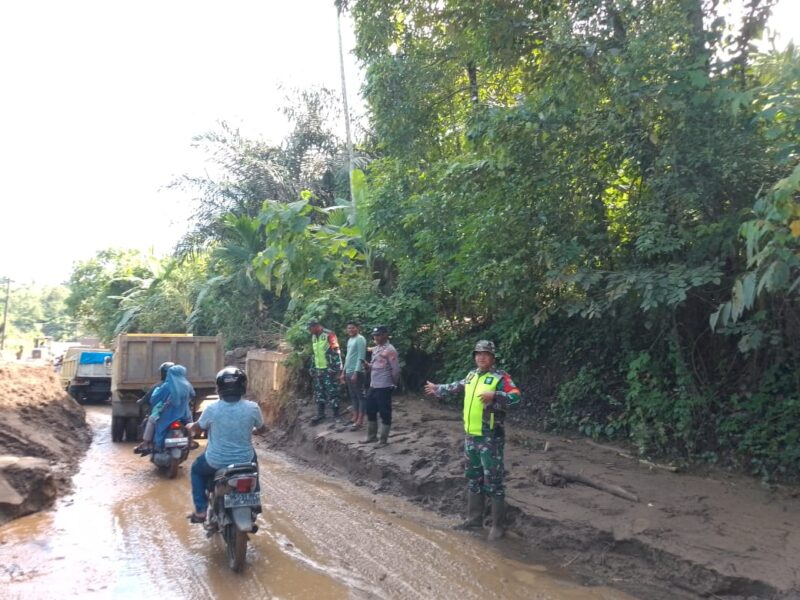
[359,421,378,444]
[310,403,326,425]
[377,423,390,446]
[487,496,506,540]
[453,491,485,530]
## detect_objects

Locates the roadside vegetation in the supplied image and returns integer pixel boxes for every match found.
[0,283,75,352]
[42,1,799,480]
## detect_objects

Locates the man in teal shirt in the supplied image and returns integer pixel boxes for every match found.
[341,320,367,430]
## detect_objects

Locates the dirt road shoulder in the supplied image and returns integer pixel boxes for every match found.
[263,394,800,599]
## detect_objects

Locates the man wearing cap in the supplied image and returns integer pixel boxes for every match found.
[307,318,343,425]
[424,340,521,540]
[360,325,400,446]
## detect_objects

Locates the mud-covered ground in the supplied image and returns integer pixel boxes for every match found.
[0,362,92,524]
[2,362,799,598]
[265,395,800,599]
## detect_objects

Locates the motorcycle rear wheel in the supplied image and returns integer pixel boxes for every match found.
[224,524,248,572]
[166,459,179,479]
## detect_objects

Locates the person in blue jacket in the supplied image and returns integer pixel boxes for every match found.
[134,364,194,454]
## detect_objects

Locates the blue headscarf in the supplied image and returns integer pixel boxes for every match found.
[153,364,195,448]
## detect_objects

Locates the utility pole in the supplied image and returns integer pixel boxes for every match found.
[337,8,355,203]
[0,277,10,351]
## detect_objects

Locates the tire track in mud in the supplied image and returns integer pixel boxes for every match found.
[260,450,634,600]
[1,405,633,600]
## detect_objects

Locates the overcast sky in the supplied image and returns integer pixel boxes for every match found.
[1,0,798,286]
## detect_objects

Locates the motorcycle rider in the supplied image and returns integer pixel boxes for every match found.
[137,361,174,411]
[134,363,194,455]
[186,366,266,523]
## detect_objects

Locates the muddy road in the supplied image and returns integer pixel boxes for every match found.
[0,406,633,600]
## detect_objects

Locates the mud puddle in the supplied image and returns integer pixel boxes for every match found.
[0,406,634,599]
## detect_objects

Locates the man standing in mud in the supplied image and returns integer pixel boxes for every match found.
[341,320,367,430]
[424,340,520,540]
[360,325,400,446]
[307,318,343,425]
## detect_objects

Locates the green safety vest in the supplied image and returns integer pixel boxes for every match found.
[312,333,329,369]
[463,370,499,436]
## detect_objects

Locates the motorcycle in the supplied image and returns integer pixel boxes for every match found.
[203,461,262,572]
[146,420,192,478]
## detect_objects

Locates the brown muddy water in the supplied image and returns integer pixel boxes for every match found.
[0,406,636,600]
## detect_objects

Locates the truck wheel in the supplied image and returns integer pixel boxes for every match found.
[111,416,125,442]
[125,417,139,442]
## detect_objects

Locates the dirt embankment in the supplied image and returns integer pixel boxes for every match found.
[0,362,92,525]
[263,395,800,600]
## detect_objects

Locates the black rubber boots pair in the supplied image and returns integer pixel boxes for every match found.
[454,490,505,540]
[310,403,340,426]
[359,421,390,446]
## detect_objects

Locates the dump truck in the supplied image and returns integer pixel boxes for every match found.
[110,333,224,443]
[60,348,113,403]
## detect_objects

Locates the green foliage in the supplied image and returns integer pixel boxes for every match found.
[284,277,435,382]
[175,89,351,258]
[253,197,365,300]
[711,47,800,344]
[716,364,800,480]
[65,249,156,343]
[551,366,621,439]
[341,0,799,477]
[1,283,76,347]
[621,350,705,457]
[58,2,799,480]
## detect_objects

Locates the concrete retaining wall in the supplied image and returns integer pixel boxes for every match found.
[245,350,288,404]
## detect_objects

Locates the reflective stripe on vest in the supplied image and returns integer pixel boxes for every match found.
[312,334,328,369]
[463,371,498,436]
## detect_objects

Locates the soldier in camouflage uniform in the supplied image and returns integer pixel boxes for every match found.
[307,318,343,425]
[424,340,521,540]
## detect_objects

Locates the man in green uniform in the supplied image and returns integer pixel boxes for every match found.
[308,318,343,425]
[424,340,521,540]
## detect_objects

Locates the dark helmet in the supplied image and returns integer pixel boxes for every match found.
[159,361,175,381]
[216,366,247,397]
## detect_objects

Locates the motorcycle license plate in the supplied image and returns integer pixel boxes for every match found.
[164,437,188,447]
[224,492,261,508]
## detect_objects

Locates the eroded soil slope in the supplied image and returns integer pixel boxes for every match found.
[0,362,92,524]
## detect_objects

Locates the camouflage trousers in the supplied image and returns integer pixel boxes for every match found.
[464,435,506,498]
[311,368,340,410]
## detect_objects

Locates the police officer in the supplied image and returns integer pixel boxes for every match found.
[424,340,521,540]
[360,325,400,446]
